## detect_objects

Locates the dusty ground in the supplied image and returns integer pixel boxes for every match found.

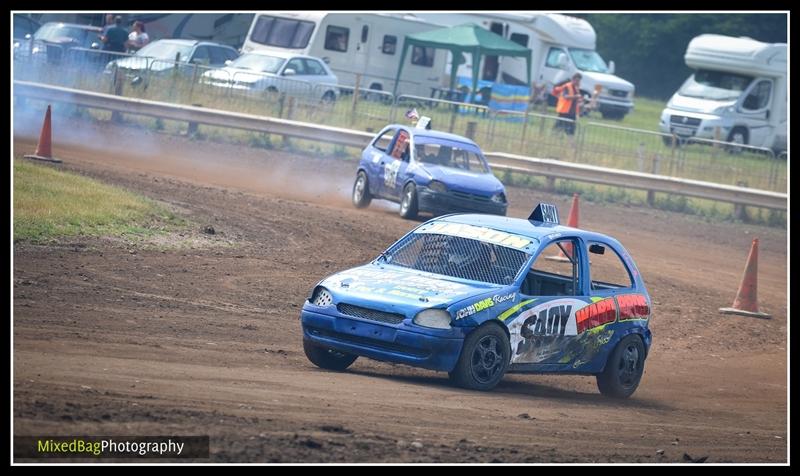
[13,114,788,463]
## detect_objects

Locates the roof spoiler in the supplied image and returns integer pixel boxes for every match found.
[528,203,559,224]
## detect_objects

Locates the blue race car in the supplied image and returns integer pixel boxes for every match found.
[351,124,507,219]
[301,203,653,398]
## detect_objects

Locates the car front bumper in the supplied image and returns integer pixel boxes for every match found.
[418,188,507,216]
[301,308,467,372]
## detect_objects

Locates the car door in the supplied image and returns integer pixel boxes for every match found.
[280,57,308,96]
[509,236,589,365]
[379,129,411,199]
[361,127,396,198]
[737,78,774,147]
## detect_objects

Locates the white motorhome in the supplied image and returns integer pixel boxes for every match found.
[241,12,449,96]
[659,34,787,153]
[413,12,636,119]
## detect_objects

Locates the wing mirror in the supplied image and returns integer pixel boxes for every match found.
[25,33,32,40]
[224,59,233,66]
[557,53,568,69]
[608,60,615,75]
[91,42,100,50]
[589,244,606,255]
[283,68,296,76]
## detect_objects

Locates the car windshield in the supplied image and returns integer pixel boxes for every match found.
[230,54,285,73]
[678,69,753,101]
[34,24,96,46]
[568,48,608,73]
[383,231,532,286]
[135,41,193,62]
[414,137,490,174]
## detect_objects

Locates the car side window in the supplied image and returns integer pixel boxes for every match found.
[303,58,325,76]
[522,239,581,296]
[545,47,566,69]
[390,130,410,161]
[742,80,772,111]
[284,58,305,75]
[586,242,634,291]
[372,128,397,153]
[191,46,210,65]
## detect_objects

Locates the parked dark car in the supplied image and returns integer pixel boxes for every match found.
[105,39,239,86]
[15,22,104,65]
[13,14,41,40]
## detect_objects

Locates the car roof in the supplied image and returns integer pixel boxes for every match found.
[433,213,620,245]
[384,125,480,148]
[42,22,102,32]
[241,50,323,61]
[154,38,235,49]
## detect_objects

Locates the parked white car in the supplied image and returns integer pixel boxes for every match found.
[201,50,339,102]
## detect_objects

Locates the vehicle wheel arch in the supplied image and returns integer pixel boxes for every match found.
[597,329,648,373]
[728,125,750,144]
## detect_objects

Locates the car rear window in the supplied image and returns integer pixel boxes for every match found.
[384,233,530,286]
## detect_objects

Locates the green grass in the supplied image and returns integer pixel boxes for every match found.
[14,159,185,242]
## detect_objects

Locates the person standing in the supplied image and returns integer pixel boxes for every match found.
[101,15,128,54]
[552,73,584,135]
[126,21,149,53]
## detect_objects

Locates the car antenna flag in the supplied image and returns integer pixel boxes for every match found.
[529,203,560,224]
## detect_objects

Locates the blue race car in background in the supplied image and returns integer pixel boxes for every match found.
[351,124,507,219]
[301,203,652,398]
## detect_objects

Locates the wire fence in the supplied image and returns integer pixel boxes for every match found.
[12,46,787,194]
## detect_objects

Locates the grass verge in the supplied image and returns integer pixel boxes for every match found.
[13,158,186,243]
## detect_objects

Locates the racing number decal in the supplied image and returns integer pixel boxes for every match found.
[384,160,401,188]
[508,298,585,364]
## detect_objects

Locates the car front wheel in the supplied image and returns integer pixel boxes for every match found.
[352,171,372,208]
[449,324,511,391]
[303,340,358,371]
[596,334,646,398]
[399,183,418,219]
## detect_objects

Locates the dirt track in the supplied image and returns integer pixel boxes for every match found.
[13,116,788,462]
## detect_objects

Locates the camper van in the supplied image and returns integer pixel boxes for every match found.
[413,12,636,119]
[241,12,449,96]
[659,34,787,153]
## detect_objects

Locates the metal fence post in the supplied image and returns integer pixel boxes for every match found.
[350,74,361,127]
[465,121,477,140]
[520,106,530,150]
[647,153,661,206]
[111,65,123,123]
[734,180,748,221]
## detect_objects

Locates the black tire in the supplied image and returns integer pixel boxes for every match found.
[303,340,358,371]
[321,90,336,104]
[726,127,748,155]
[596,334,646,398]
[449,324,511,391]
[352,171,372,208]
[399,182,419,219]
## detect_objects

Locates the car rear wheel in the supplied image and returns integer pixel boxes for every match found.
[596,334,646,398]
[399,183,418,219]
[303,340,358,371]
[352,171,372,209]
[449,324,511,391]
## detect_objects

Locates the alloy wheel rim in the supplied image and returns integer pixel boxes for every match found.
[471,335,504,384]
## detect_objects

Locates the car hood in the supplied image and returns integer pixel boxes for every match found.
[419,164,504,195]
[115,56,177,72]
[203,67,276,84]
[668,94,737,114]
[580,71,634,92]
[317,263,498,315]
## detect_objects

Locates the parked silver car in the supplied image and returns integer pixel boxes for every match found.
[105,39,239,86]
[201,51,339,102]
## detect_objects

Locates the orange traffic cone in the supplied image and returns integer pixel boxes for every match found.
[546,193,580,262]
[719,238,771,319]
[23,105,62,164]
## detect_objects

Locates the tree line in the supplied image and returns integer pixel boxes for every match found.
[574,13,787,100]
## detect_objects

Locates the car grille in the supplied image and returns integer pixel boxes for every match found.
[609,89,628,98]
[670,115,702,126]
[451,191,491,202]
[337,303,405,325]
[307,327,428,357]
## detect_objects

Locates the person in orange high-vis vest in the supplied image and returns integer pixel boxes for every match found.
[552,73,583,135]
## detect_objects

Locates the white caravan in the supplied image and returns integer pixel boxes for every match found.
[241,12,449,96]
[659,34,787,153]
[412,12,636,119]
